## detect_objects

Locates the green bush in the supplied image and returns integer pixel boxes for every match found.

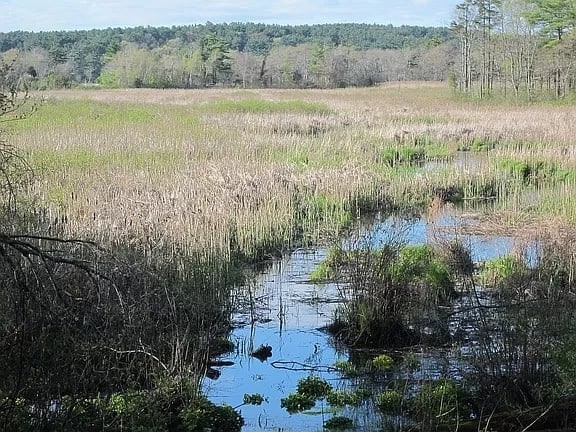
[96,71,120,88]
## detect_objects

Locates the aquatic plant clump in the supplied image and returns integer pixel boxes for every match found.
[296,375,333,399]
[409,379,472,426]
[371,354,394,371]
[328,242,457,348]
[281,375,333,415]
[375,390,403,413]
[323,416,354,430]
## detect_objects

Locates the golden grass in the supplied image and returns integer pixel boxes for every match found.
[12,83,576,265]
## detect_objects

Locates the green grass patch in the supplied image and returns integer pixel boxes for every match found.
[479,255,524,287]
[310,247,345,283]
[383,140,452,164]
[27,148,183,174]
[424,144,453,159]
[497,157,576,184]
[298,194,353,237]
[204,99,332,115]
[309,260,332,283]
[15,100,158,130]
[392,244,454,303]
[379,146,426,167]
[458,136,499,152]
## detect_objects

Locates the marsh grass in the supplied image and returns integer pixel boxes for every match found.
[205,99,332,115]
[15,99,158,130]
[10,84,576,273]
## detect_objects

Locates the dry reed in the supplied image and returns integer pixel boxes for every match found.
[12,84,576,267]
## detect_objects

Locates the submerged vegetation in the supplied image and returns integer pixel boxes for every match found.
[2,77,576,430]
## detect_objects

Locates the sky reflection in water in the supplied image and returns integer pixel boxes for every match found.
[207,206,522,431]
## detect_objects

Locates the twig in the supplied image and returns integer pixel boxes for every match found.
[520,403,555,432]
[105,347,169,372]
[271,360,338,373]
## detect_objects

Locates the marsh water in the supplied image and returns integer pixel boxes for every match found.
[205,200,526,431]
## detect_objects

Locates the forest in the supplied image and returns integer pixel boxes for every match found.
[1,0,575,98]
[0,22,451,89]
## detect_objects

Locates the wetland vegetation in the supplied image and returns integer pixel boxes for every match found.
[2,76,576,431]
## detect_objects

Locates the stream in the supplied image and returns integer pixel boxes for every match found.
[205,199,529,431]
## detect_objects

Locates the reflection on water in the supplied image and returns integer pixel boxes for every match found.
[206,204,525,431]
[423,151,489,173]
[205,249,349,431]
[366,206,515,262]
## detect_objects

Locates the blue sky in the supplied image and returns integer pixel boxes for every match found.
[2,0,462,32]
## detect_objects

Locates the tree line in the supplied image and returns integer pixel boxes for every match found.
[0,22,452,89]
[1,1,576,98]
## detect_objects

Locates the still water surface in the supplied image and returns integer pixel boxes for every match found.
[206,205,522,431]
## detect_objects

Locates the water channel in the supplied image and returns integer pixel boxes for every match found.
[206,200,525,431]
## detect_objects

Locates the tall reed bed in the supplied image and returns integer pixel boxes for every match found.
[12,85,576,268]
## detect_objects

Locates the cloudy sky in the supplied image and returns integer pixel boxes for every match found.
[1,0,462,32]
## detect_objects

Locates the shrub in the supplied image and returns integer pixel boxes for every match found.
[329,241,458,348]
[182,396,244,432]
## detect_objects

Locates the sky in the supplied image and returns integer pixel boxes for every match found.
[1,0,462,32]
